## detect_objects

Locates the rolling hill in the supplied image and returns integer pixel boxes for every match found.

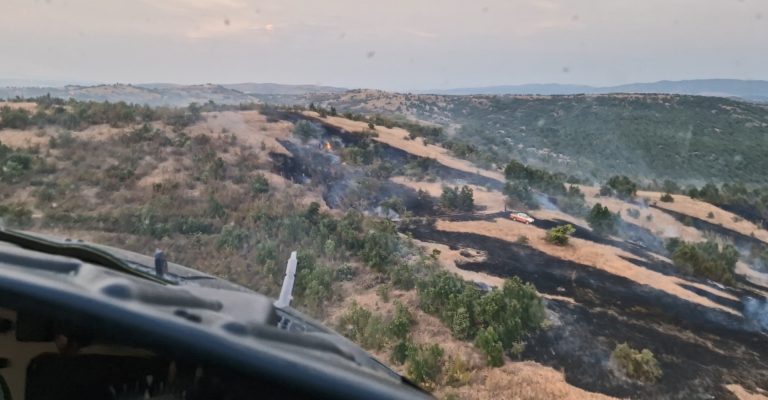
[311,90,768,184]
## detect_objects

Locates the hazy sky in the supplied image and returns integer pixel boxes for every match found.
[3,0,767,90]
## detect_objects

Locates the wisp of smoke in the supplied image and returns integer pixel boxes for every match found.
[743,297,768,331]
[534,193,559,211]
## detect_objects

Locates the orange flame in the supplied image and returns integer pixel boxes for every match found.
[325,141,333,151]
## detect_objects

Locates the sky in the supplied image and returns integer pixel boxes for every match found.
[2,0,767,91]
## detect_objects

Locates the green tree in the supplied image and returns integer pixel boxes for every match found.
[587,203,618,236]
[293,120,318,142]
[504,181,539,209]
[458,186,474,211]
[606,175,638,199]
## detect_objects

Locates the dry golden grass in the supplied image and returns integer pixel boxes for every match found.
[435,218,738,314]
[637,190,768,245]
[0,128,50,149]
[440,361,617,400]
[190,111,291,161]
[0,101,37,112]
[579,186,704,242]
[726,384,768,400]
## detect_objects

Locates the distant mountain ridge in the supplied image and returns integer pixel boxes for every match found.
[425,79,768,102]
[0,82,347,106]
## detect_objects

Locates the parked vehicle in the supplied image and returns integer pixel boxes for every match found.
[510,212,535,224]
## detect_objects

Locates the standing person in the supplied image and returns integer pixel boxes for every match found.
[154,249,167,277]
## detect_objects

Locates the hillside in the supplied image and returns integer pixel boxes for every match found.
[2,99,768,399]
[311,90,768,183]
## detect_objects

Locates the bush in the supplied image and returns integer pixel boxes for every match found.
[475,327,504,367]
[606,175,638,199]
[626,208,641,219]
[293,120,321,142]
[337,302,386,351]
[443,355,472,387]
[668,239,738,285]
[0,106,31,129]
[660,193,674,202]
[217,225,249,250]
[250,173,270,195]
[362,226,398,271]
[406,343,445,390]
[611,343,662,383]
[707,211,715,219]
[0,203,34,227]
[390,340,411,365]
[516,235,529,245]
[587,204,618,236]
[418,271,545,350]
[388,301,415,341]
[390,263,416,290]
[545,224,576,245]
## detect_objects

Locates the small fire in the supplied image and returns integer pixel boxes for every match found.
[325,141,333,151]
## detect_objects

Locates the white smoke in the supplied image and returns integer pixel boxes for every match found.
[743,297,768,331]
[533,193,559,211]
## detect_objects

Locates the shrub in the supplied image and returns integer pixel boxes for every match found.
[0,203,34,228]
[0,106,31,129]
[293,120,320,142]
[475,326,504,367]
[362,228,398,271]
[516,235,529,245]
[406,343,445,390]
[611,343,662,383]
[217,225,249,250]
[390,263,416,290]
[668,240,738,285]
[443,355,472,387]
[545,224,576,245]
[450,307,471,340]
[250,173,270,195]
[660,193,674,202]
[587,204,618,236]
[388,301,415,341]
[418,271,545,350]
[707,211,715,219]
[390,340,411,365]
[337,302,386,351]
[626,208,641,219]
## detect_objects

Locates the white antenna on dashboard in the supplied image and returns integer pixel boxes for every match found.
[275,251,298,308]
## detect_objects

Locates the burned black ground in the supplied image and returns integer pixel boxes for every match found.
[405,221,768,399]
